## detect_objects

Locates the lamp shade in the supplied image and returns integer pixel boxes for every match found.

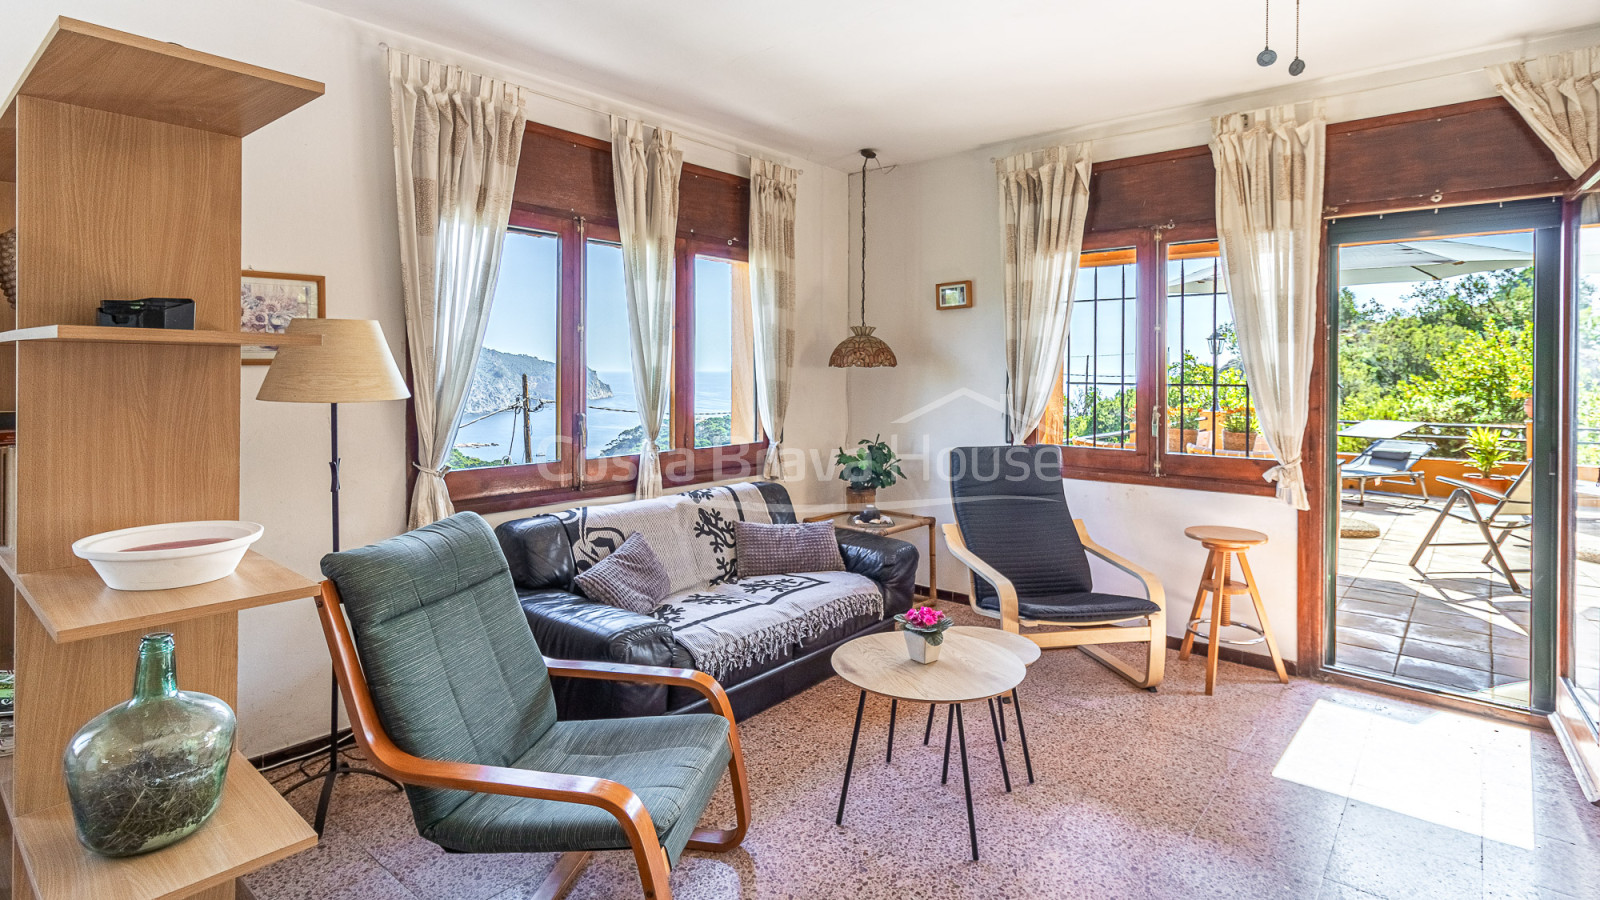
[256,318,410,404]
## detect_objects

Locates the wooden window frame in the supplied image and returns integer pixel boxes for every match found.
[1049,224,1276,496]
[442,126,765,515]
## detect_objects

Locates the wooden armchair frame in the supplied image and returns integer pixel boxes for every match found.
[315,581,750,900]
[942,519,1166,690]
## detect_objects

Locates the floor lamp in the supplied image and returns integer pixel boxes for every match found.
[257,317,411,834]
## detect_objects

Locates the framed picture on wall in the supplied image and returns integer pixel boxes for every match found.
[240,270,324,364]
[935,280,972,310]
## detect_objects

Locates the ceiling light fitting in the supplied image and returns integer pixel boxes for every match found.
[1256,0,1306,77]
[829,149,897,368]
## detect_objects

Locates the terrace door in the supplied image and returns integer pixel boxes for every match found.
[1325,199,1562,714]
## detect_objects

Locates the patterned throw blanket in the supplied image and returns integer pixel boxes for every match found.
[558,484,885,678]
[657,571,883,679]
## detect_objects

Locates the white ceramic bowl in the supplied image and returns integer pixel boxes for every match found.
[71,521,264,591]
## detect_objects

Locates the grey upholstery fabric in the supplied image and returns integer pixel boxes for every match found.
[321,512,559,830]
[949,445,1094,604]
[950,445,1157,623]
[574,532,670,614]
[427,714,730,864]
[321,511,732,863]
[734,521,845,578]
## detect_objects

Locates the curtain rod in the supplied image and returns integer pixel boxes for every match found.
[378,42,803,174]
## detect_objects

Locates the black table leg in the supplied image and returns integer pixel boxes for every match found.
[1012,688,1034,784]
[923,703,936,745]
[955,703,978,861]
[998,696,1007,741]
[986,698,1012,793]
[836,690,867,826]
[941,703,954,785]
[886,698,897,764]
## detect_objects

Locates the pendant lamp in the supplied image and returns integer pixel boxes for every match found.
[829,149,897,368]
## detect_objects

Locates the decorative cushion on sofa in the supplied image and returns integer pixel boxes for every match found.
[559,483,774,592]
[573,533,669,615]
[734,521,845,578]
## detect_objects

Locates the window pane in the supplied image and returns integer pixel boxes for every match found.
[453,230,561,470]
[692,255,757,448]
[1062,249,1138,450]
[1165,241,1260,457]
[585,239,669,459]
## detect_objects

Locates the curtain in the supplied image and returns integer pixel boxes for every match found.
[611,117,683,499]
[1210,103,1326,510]
[997,144,1092,444]
[1490,46,1600,219]
[748,159,799,479]
[388,50,527,528]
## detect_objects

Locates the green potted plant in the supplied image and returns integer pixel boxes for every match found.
[1462,427,1511,484]
[835,436,905,510]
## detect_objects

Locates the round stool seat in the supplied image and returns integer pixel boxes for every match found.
[1184,525,1268,550]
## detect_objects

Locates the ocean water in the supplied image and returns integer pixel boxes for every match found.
[451,370,734,465]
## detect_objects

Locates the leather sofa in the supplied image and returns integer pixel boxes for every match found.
[495,482,919,721]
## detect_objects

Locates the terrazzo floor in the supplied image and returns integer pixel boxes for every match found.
[244,604,1600,900]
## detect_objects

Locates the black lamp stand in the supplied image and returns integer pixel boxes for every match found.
[278,402,402,833]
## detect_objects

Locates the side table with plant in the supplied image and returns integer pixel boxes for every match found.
[896,605,952,664]
[836,435,906,510]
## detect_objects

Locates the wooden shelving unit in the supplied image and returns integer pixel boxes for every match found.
[0,18,325,900]
[0,326,324,347]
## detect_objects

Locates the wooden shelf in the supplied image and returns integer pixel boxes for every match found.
[11,754,316,900]
[11,552,317,644]
[1,18,323,141]
[0,326,321,348]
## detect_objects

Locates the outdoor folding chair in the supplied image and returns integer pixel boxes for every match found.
[1408,468,1533,593]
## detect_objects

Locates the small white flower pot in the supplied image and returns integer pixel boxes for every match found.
[905,630,940,664]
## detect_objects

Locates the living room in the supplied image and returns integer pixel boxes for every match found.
[1,1,1599,898]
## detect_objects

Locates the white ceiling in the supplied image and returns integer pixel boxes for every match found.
[300,0,1600,168]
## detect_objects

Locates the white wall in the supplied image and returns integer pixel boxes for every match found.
[840,27,1600,665]
[0,0,849,756]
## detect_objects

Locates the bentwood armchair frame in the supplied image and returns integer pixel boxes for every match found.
[315,580,751,900]
[943,520,1167,689]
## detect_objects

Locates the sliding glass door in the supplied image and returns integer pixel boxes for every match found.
[1324,199,1562,713]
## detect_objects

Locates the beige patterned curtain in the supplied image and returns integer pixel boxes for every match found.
[997,143,1092,444]
[611,117,683,499]
[1490,46,1600,219]
[388,49,527,528]
[1211,103,1326,510]
[749,159,799,479]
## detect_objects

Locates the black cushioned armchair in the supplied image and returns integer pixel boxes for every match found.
[943,445,1167,690]
[495,482,919,720]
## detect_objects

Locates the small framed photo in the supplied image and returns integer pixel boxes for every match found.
[240,271,324,364]
[935,280,973,310]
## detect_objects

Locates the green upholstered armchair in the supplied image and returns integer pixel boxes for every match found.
[315,512,750,900]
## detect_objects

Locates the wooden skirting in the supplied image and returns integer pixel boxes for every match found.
[248,730,355,771]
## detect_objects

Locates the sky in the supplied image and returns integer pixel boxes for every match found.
[480,230,736,375]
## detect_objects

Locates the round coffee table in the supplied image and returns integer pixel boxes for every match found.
[831,630,1025,861]
[920,626,1039,785]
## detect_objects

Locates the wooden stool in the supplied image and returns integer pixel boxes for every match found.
[1180,526,1289,695]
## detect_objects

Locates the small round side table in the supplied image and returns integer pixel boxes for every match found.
[1180,526,1289,695]
[920,626,1040,787]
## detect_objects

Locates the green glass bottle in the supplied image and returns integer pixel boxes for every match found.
[62,632,236,857]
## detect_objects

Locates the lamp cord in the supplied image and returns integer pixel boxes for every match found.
[1294,0,1300,59]
[1264,0,1270,49]
[859,154,868,328]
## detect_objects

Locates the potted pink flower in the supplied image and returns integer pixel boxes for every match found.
[895,605,952,664]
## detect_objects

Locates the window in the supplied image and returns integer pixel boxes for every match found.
[1164,241,1265,460]
[1042,230,1272,494]
[444,123,763,511]
[1064,248,1139,451]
